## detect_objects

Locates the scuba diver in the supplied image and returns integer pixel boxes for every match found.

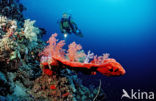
[59,13,83,38]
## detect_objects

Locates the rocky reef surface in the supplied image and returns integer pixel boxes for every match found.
[0,0,106,101]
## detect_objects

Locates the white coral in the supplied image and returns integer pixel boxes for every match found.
[0,16,7,23]
[0,37,17,52]
[0,15,7,29]
[23,19,40,42]
[102,53,110,60]
[0,15,17,35]
[84,50,94,63]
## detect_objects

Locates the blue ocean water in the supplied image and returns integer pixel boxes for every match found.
[21,0,156,99]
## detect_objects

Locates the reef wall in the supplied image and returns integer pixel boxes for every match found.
[0,0,125,101]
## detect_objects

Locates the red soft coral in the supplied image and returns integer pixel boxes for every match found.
[43,68,53,76]
[50,85,56,90]
[62,92,70,97]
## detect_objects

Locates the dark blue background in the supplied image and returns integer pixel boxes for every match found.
[21,0,156,99]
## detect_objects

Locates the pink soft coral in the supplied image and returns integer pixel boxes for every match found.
[39,33,126,76]
[47,33,65,57]
[92,53,110,64]
[40,34,85,62]
[66,42,86,62]
[39,33,65,62]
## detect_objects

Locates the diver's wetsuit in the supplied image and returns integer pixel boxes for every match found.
[60,17,74,34]
[60,16,83,37]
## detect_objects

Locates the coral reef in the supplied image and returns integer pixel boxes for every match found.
[0,0,25,26]
[0,7,106,101]
[30,67,106,101]
[0,0,125,101]
[31,33,125,100]
[0,14,45,100]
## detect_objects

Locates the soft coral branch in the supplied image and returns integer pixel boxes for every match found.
[67,42,86,62]
[39,33,65,62]
[39,33,126,76]
[47,33,65,57]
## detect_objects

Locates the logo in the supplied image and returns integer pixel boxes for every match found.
[121,89,155,100]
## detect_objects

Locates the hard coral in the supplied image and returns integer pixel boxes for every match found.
[0,15,17,37]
